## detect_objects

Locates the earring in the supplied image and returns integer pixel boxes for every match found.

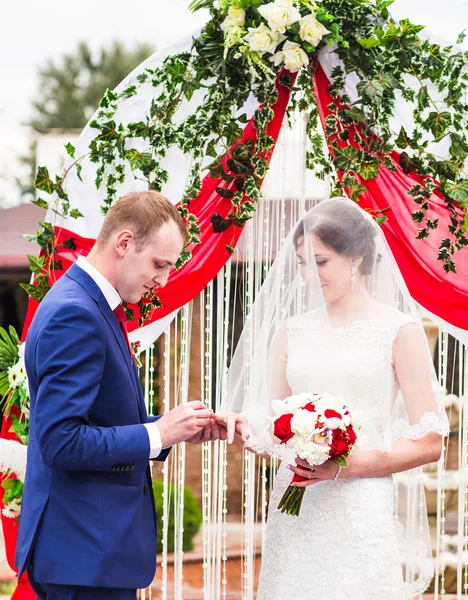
[351,266,357,289]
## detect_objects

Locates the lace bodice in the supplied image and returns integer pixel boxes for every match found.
[285,308,414,451]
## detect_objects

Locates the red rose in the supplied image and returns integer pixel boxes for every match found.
[302,402,316,413]
[274,413,294,443]
[324,409,342,420]
[329,429,350,459]
[345,424,357,445]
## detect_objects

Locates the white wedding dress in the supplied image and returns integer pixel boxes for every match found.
[256,308,420,600]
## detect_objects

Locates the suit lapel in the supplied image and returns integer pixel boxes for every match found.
[97,298,145,420]
[131,362,149,421]
[66,264,145,422]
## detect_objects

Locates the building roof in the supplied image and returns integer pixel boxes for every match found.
[0,203,46,269]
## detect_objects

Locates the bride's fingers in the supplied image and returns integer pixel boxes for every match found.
[235,418,250,443]
[288,464,314,479]
[295,457,313,469]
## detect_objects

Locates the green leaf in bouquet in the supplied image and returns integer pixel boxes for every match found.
[334,455,349,468]
[8,326,20,348]
[1,479,23,504]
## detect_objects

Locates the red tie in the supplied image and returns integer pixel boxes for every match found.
[113,305,132,357]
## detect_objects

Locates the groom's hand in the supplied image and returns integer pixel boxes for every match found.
[213,412,250,445]
[186,419,228,445]
[155,401,213,447]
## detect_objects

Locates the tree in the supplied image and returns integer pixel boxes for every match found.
[14,41,154,200]
[30,40,154,132]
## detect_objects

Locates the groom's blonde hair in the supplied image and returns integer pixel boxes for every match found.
[97,191,187,251]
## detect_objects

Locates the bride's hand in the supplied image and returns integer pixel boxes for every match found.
[213,412,250,445]
[288,457,340,486]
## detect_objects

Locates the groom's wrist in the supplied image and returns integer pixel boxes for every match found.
[144,423,163,459]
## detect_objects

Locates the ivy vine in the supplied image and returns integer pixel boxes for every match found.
[29,0,467,324]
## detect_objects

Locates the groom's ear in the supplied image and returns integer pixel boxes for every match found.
[115,230,135,256]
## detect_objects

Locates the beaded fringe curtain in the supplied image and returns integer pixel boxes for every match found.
[140,113,465,599]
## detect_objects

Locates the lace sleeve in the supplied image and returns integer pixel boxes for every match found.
[391,310,450,443]
[392,411,450,443]
[244,434,295,461]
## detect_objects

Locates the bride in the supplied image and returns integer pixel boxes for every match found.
[224,197,449,599]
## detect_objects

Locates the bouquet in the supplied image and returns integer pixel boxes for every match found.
[272,392,358,516]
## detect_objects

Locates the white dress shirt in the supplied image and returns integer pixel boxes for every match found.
[76,256,162,459]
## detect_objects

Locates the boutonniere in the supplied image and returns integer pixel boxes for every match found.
[130,341,142,368]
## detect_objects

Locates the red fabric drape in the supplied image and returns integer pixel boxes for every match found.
[313,62,468,330]
[0,413,36,599]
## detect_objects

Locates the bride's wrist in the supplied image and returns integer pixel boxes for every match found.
[340,452,376,479]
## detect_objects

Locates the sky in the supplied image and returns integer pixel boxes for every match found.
[0,0,467,206]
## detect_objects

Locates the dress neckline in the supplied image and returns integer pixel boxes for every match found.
[327,307,396,330]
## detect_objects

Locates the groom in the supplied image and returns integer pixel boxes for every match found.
[16,191,248,600]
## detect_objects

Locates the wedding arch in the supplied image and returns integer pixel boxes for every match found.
[1,0,467,597]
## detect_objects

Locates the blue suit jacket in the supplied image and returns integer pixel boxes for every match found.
[16,263,170,588]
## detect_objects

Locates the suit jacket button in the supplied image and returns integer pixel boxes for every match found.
[112,466,116,471]
[144,485,149,494]
[125,466,130,471]
[131,465,135,471]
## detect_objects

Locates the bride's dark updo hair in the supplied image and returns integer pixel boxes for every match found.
[293,200,378,275]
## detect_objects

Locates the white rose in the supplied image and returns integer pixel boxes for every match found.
[299,13,329,47]
[271,41,309,73]
[258,0,301,34]
[291,409,318,438]
[244,23,285,56]
[292,438,329,465]
[221,6,246,30]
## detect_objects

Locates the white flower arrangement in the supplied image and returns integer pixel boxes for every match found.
[217,0,331,77]
[2,497,21,519]
[271,40,309,73]
[258,0,302,34]
[244,23,286,56]
[0,327,30,518]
